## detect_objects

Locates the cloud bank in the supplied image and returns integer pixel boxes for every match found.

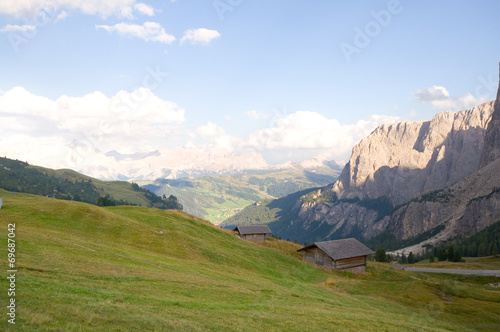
[0,87,399,177]
[415,85,489,110]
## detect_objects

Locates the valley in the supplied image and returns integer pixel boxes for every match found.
[140,161,341,224]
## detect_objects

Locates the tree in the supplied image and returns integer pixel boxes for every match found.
[408,252,415,264]
[447,246,455,261]
[452,249,462,262]
[429,254,435,263]
[374,248,387,262]
[437,248,447,261]
[492,242,499,256]
[400,253,407,264]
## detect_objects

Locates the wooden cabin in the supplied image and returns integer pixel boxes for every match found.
[297,238,374,273]
[233,225,271,241]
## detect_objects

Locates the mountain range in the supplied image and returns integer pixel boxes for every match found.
[226,64,500,251]
[141,157,343,223]
[76,145,345,182]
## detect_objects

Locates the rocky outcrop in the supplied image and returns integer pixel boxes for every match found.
[390,65,500,253]
[295,199,391,240]
[480,63,500,167]
[389,157,500,254]
[331,102,495,205]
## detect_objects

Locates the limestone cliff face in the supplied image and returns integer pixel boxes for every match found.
[331,102,495,205]
[290,71,499,244]
[269,65,500,246]
[389,157,500,254]
[480,64,500,167]
[390,66,500,252]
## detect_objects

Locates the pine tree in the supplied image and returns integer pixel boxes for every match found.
[429,254,435,263]
[374,248,387,262]
[408,252,415,264]
[437,248,447,261]
[400,253,407,264]
[452,249,462,262]
[447,246,455,261]
[493,242,499,256]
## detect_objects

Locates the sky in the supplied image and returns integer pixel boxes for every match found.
[0,0,499,174]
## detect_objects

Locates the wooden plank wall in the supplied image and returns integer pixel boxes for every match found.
[301,248,367,272]
[334,256,366,270]
[242,234,266,241]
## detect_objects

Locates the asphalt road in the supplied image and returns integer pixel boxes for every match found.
[403,267,500,277]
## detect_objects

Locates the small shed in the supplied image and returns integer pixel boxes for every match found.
[233,225,271,241]
[297,238,374,273]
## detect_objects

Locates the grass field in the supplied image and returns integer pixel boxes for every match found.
[1,189,499,331]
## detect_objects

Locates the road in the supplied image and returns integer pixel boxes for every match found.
[403,267,500,277]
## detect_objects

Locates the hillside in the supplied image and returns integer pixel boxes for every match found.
[1,189,500,331]
[0,157,182,210]
[143,162,340,224]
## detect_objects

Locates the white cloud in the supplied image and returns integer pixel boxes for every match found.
[196,122,225,137]
[181,28,220,45]
[246,110,270,120]
[0,24,36,33]
[0,87,402,175]
[0,87,185,168]
[134,2,154,16]
[415,85,488,110]
[246,111,399,161]
[55,10,68,21]
[96,22,176,44]
[0,0,153,19]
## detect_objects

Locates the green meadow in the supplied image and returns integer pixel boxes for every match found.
[1,189,499,331]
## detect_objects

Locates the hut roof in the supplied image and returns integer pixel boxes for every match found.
[233,225,272,235]
[297,238,374,261]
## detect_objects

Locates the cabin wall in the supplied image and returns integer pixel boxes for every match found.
[301,248,334,268]
[334,256,367,272]
[301,249,368,273]
[242,234,266,241]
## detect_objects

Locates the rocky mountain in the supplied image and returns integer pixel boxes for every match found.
[230,65,500,249]
[330,101,494,206]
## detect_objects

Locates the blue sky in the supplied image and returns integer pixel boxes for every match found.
[0,0,499,174]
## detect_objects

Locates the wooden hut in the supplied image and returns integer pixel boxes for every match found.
[297,238,374,273]
[233,225,271,241]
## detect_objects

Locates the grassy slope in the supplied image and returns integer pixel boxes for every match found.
[33,166,153,207]
[1,189,499,331]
